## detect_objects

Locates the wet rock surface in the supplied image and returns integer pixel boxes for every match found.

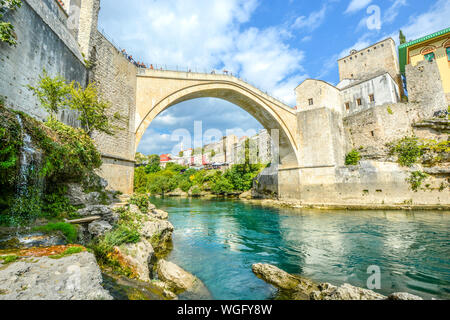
[157,259,212,300]
[252,263,424,300]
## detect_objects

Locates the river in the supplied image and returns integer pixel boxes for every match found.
[151,197,450,300]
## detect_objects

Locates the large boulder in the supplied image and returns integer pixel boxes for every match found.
[66,183,86,207]
[388,292,423,300]
[151,209,169,220]
[140,218,174,251]
[113,239,155,282]
[239,190,252,200]
[310,283,386,300]
[252,263,303,290]
[88,220,113,238]
[157,259,211,299]
[77,205,118,225]
[0,252,112,300]
[252,263,318,299]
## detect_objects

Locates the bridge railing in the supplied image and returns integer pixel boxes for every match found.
[98,27,293,108]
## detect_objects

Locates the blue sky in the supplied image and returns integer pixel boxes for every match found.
[98,0,449,155]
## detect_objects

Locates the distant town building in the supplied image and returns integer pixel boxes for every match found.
[159,154,172,168]
[398,27,450,103]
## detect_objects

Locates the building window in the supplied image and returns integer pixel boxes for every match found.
[345,102,350,111]
[446,47,450,61]
[424,52,435,62]
[357,98,362,106]
[369,94,375,102]
[308,98,314,106]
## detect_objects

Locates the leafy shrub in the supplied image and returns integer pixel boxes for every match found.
[345,149,361,165]
[389,136,423,167]
[407,171,428,192]
[0,0,22,46]
[129,194,150,213]
[211,174,234,194]
[0,255,18,264]
[33,222,78,243]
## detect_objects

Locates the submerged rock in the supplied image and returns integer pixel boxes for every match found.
[0,252,112,300]
[252,263,318,299]
[157,259,211,299]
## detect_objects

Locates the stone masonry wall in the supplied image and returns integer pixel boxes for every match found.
[90,31,137,194]
[405,59,447,110]
[0,0,87,126]
[343,60,448,159]
[337,38,403,94]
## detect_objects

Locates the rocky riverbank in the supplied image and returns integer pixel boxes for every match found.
[252,263,424,300]
[0,175,212,300]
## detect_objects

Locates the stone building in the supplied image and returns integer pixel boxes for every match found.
[230,130,272,165]
[296,38,402,116]
[398,27,450,103]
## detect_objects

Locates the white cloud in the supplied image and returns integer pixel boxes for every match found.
[384,0,407,24]
[400,0,450,42]
[292,5,327,31]
[345,0,373,14]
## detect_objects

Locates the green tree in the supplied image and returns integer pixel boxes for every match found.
[399,30,406,44]
[179,150,184,157]
[27,70,71,118]
[0,0,22,46]
[68,82,117,136]
[144,154,161,174]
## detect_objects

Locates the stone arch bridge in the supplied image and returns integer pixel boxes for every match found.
[99,69,344,199]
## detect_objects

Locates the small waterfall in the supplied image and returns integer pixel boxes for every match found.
[10,115,44,222]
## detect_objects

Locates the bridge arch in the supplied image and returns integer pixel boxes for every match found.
[135,70,300,166]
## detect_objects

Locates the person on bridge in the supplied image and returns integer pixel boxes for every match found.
[150,64,154,70]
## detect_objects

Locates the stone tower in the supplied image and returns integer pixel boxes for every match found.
[65,0,100,60]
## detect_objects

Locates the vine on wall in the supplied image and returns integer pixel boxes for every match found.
[0,0,22,46]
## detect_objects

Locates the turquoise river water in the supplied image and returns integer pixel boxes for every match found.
[151,197,450,300]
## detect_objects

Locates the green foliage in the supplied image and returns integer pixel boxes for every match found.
[33,222,78,243]
[49,246,84,259]
[399,30,406,44]
[68,82,119,136]
[345,149,361,165]
[144,154,161,173]
[134,151,265,196]
[129,194,150,213]
[389,136,423,167]
[41,186,76,219]
[0,0,22,46]
[0,105,21,186]
[0,255,18,264]
[210,174,234,194]
[27,70,71,117]
[33,117,102,182]
[190,186,201,196]
[90,224,140,266]
[407,171,428,192]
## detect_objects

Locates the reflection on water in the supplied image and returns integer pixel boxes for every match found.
[151,197,450,300]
